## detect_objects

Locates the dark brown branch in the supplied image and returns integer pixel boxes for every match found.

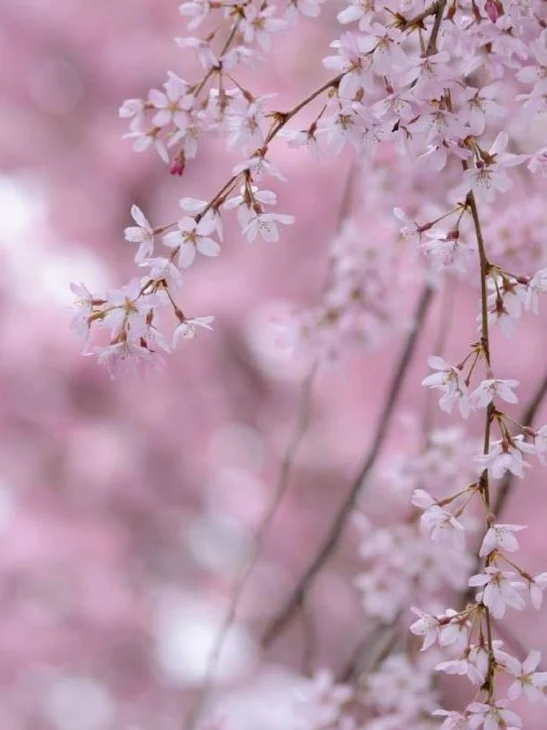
[425,0,447,55]
[183,363,318,730]
[261,284,435,648]
[337,617,402,683]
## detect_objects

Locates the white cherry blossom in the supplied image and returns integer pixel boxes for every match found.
[456,133,524,204]
[467,700,522,730]
[173,316,214,347]
[433,710,471,730]
[422,356,471,418]
[507,650,547,702]
[468,567,526,619]
[163,216,221,269]
[525,267,547,314]
[409,608,441,651]
[479,523,527,558]
[124,205,156,263]
[526,572,547,610]
[468,379,519,410]
[419,504,466,550]
[474,436,535,479]
[70,282,96,339]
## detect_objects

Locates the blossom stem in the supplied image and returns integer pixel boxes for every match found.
[400,1,443,32]
[468,188,497,701]
[263,73,344,146]
[425,0,447,55]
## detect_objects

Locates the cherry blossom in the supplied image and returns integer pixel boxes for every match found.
[420,228,473,274]
[525,268,547,314]
[456,133,523,204]
[173,315,214,346]
[285,0,325,21]
[62,3,547,728]
[124,205,156,263]
[479,524,527,558]
[468,567,526,619]
[422,356,471,418]
[409,608,441,651]
[243,211,295,243]
[474,436,535,480]
[525,572,547,610]
[507,650,547,702]
[100,278,151,339]
[87,339,163,379]
[69,282,96,339]
[530,425,547,464]
[239,5,286,51]
[466,700,522,730]
[468,379,519,410]
[148,72,194,129]
[433,710,472,730]
[162,216,221,269]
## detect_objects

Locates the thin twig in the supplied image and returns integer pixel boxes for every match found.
[425,0,447,55]
[300,594,319,676]
[183,362,318,730]
[467,188,498,700]
[400,1,441,31]
[183,156,361,728]
[337,617,402,684]
[261,284,435,648]
[421,275,457,439]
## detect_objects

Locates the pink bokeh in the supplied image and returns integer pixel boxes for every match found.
[1,1,547,729]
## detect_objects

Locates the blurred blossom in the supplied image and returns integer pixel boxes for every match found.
[153,596,258,686]
[208,423,265,473]
[1,1,547,729]
[44,676,114,730]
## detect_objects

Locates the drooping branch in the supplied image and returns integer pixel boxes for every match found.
[183,362,318,730]
[261,283,435,648]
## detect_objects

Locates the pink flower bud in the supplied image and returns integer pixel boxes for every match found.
[485,0,502,22]
[169,150,186,176]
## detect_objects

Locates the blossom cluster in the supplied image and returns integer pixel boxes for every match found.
[73,0,547,375]
[354,426,478,624]
[70,1,547,729]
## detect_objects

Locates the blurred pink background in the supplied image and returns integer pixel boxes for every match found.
[1,1,547,728]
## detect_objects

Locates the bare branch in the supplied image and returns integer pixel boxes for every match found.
[261,283,435,648]
[183,362,318,730]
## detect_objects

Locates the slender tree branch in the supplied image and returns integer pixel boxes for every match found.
[183,156,361,729]
[400,1,442,32]
[261,283,435,648]
[425,0,447,55]
[337,617,402,684]
[183,362,318,730]
[467,188,498,700]
[422,275,457,439]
